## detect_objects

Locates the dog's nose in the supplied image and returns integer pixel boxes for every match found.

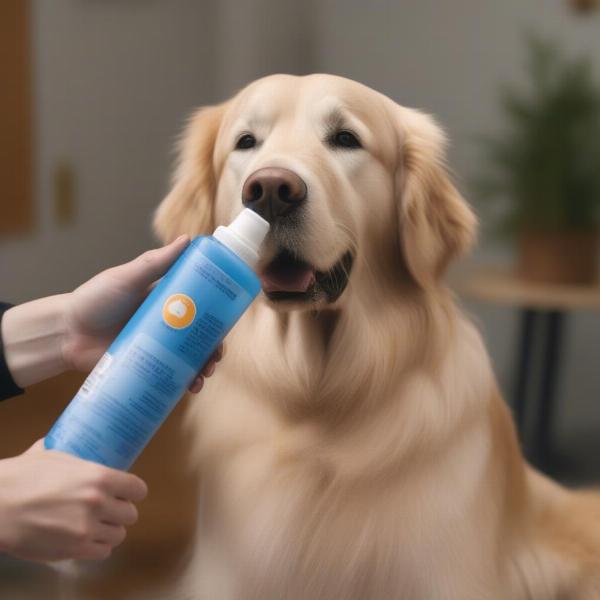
[242,168,307,222]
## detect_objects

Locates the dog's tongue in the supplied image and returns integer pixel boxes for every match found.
[261,261,316,293]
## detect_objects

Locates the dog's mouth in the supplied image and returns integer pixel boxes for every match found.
[260,248,354,304]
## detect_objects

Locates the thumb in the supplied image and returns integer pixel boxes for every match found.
[117,235,190,291]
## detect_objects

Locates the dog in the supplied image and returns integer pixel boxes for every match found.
[154,74,600,599]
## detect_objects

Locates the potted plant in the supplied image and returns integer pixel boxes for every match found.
[478,37,600,285]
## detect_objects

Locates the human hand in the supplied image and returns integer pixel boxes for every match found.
[2,237,223,389]
[0,440,147,562]
[62,236,223,391]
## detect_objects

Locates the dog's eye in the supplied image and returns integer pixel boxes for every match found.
[235,134,257,150]
[329,130,362,150]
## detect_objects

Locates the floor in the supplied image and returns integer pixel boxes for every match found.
[0,541,192,600]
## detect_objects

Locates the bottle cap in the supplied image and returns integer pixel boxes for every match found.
[213,209,270,268]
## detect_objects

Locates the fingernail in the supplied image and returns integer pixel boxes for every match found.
[175,234,189,244]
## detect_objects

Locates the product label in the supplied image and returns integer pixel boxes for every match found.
[80,352,112,397]
[45,243,256,470]
[162,293,196,329]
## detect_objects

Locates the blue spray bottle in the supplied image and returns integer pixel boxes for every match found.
[45,209,269,470]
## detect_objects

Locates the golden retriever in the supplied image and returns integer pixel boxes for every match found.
[154,74,600,600]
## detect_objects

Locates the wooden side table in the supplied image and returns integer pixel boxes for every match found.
[457,267,600,467]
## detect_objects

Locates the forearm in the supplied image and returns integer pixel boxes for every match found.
[1,295,70,388]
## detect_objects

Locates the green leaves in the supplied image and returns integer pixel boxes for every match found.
[477,35,600,236]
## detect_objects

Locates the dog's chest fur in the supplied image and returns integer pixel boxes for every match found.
[181,353,507,600]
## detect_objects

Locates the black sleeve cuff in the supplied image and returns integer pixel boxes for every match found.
[0,303,24,401]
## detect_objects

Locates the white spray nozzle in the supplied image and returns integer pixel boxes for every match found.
[213,209,270,268]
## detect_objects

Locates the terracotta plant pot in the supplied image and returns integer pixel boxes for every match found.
[517,230,599,285]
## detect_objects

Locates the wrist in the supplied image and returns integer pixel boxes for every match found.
[2,294,70,387]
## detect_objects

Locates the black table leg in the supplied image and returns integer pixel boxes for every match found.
[532,310,565,466]
[513,308,537,434]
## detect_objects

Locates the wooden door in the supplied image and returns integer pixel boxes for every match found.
[0,0,33,234]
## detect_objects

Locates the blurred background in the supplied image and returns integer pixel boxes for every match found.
[1,0,599,598]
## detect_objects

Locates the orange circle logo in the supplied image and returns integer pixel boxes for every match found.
[162,294,196,329]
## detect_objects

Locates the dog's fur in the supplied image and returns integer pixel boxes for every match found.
[154,74,600,599]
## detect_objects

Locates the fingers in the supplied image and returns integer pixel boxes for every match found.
[76,475,141,561]
[93,523,127,547]
[202,361,216,378]
[41,447,147,506]
[79,541,113,561]
[188,343,225,394]
[201,343,224,377]
[189,377,205,394]
[74,520,128,561]
[211,342,225,364]
[100,498,139,527]
[99,469,148,502]
[116,235,190,291]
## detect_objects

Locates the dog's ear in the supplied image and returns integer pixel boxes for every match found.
[154,103,228,242]
[394,107,476,288]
